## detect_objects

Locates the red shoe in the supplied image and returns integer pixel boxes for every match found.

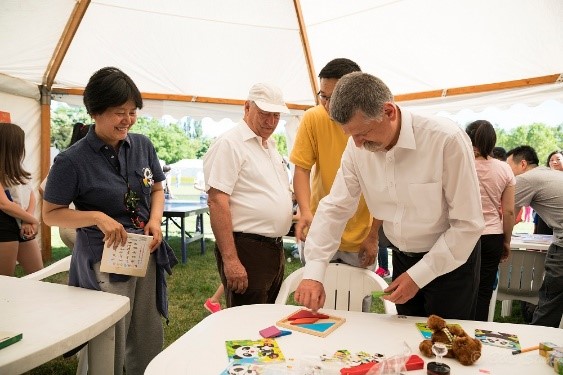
[204,298,221,313]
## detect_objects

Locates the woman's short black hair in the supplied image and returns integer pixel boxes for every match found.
[83,67,143,115]
[506,145,539,166]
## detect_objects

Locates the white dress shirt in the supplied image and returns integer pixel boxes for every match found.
[203,121,293,237]
[303,109,484,288]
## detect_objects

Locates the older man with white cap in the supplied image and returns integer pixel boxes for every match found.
[203,82,293,307]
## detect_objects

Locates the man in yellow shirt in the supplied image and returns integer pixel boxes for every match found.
[290,59,378,291]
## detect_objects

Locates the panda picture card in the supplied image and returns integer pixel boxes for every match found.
[225,338,285,364]
[220,362,266,375]
[474,328,521,350]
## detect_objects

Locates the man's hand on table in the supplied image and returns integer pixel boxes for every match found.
[294,279,326,312]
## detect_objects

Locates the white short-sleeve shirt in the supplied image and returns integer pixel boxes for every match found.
[203,121,293,237]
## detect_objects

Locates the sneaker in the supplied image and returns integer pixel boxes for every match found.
[204,298,221,314]
[375,267,390,278]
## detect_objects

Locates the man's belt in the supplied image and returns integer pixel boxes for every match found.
[391,248,428,258]
[233,232,283,245]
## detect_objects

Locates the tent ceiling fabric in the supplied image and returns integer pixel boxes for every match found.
[1,0,562,118]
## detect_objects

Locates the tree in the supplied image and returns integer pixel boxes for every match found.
[495,123,562,164]
[272,133,287,156]
[195,138,212,159]
[50,105,91,150]
[131,117,192,164]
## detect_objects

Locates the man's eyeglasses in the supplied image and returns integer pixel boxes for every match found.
[317,91,331,103]
[124,187,144,229]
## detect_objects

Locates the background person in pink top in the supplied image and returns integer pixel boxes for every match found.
[465,120,516,321]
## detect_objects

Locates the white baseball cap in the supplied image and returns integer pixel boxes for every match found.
[247,83,290,114]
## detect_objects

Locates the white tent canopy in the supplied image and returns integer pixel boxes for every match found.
[1,0,562,113]
[1,0,562,255]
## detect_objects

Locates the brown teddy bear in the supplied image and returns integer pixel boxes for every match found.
[419,315,482,366]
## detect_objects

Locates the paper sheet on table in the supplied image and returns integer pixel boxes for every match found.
[100,233,152,277]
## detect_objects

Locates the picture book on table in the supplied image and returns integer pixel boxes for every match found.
[474,329,521,350]
[225,338,285,364]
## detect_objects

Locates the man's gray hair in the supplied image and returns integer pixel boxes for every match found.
[329,72,394,124]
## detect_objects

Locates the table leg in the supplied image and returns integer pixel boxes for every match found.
[165,218,169,242]
[197,213,205,255]
[88,325,115,375]
[181,216,187,263]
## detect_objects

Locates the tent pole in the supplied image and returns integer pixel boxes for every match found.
[50,88,312,111]
[43,0,91,88]
[394,74,562,102]
[40,85,52,262]
[293,0,319,104]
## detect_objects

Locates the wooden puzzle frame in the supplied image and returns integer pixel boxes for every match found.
[276,309,345,338]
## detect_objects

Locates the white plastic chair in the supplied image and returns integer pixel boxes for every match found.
[22,255,72,281]
[23,255,88,375]
[496,248,546,317]
[487,273,499,322]
[275,263,397,314]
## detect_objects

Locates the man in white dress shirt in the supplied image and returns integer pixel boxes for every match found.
[203,83,293,308]
[294,72,485,319]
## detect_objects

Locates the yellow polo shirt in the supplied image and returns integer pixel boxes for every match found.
[290,105,371,252]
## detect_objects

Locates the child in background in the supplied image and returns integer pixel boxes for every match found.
[0,122,43,276]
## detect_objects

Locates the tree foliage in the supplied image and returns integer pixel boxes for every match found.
[272,133,287,156]
[495,123,562,164]
[50,106,209,164]
[130,117,192,164]
[51,105,562,164]
[50,106,91,150]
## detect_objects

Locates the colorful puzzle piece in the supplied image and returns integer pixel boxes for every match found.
[290,317,320,325]
[298,322,335,332]
[287,309,330,320]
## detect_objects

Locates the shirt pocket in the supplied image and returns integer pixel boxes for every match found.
[407,182,442,221]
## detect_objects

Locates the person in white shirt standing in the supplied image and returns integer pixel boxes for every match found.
[294,72,485,319]
[203,83,293,307]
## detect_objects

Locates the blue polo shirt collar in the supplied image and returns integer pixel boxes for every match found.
[86,124,132,152]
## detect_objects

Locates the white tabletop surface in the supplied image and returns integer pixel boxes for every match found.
[145,304,563,374]
[0,275,130,374]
